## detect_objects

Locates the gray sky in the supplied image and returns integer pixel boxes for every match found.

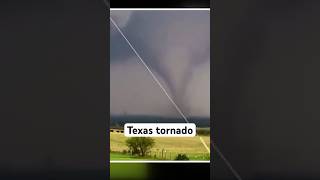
[110,10,210,117]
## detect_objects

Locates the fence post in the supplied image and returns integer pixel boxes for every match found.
[161,149,164,159]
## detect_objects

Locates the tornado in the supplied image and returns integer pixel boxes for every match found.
[110,10,210,117]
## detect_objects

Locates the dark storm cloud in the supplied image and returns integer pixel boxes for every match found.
[110,10,210,117]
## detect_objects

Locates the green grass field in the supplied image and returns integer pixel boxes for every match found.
[111,163,149,179]
[110,131,210,161]
[110,152,154,161]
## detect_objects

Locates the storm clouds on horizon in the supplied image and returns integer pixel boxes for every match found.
[110,10,210,118]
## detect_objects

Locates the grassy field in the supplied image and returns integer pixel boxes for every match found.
[110,152,154,161]
[111,163,149,179]
[110,131,210,161]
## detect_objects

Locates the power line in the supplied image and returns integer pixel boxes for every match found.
[110,17,190,123]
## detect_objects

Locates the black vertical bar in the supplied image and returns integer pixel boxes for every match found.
[0,0,108,179]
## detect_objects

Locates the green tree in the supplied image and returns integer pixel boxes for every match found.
[126,137,155,157]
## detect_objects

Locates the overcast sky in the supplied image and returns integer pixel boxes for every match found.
[110,10,210,118]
